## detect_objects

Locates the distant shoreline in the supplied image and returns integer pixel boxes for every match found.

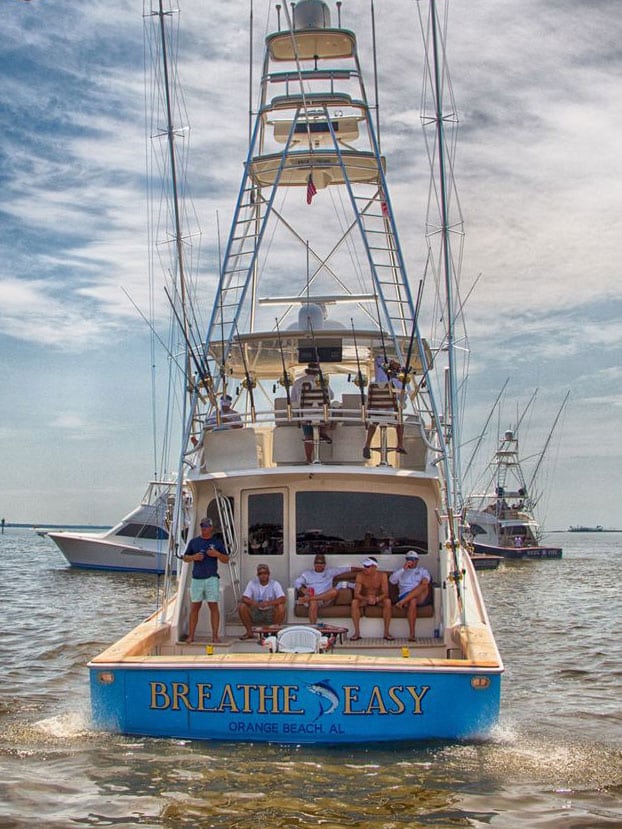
[3,523,112,531]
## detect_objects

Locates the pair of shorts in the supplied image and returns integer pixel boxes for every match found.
[398,589,432,607]
[249,606,276,625]
[190,576,220,603]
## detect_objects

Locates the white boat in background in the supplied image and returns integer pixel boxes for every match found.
[46,481,187,573]
[465,429,562,560]
[465,392,568,560]
[89,0,502,744]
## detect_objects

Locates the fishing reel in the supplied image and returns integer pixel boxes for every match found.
[348,372,368,388]
[242,374,257,390]
[275,372,294,391]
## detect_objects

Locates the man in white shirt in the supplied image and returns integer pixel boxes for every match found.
[238,563,286,639]
[294,553,360,624]
[206,394,243,431]
[389,550,432,641]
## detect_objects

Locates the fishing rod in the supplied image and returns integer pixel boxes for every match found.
[350,318,367,411]
[403,279,425,376]
[121,286,185,375]
[462,378,510,487]
[235,323,256,423]
[306,316,329,406]
[527,390,570,507]
[373,292,389,372]
[216,211,228,395]
[164,284,217,414]
[274,317,292,417]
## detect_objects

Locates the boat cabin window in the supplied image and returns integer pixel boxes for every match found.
[295,491,427,557]
[115,523,168,540]
[248,492,284,556]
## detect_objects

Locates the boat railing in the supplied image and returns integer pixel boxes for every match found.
[190,398,429,472]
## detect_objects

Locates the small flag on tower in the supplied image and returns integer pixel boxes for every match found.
[381,200,389,216]
[306,174,317,205]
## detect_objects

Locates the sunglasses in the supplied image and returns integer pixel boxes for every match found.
[257,569,269,574]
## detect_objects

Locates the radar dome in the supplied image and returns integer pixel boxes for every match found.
[294,0,331,30]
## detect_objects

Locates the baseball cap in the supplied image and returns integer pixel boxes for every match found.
[362,557,378,567]
[405,550,419,560]
[314,553,326,563]
[200,518,213,528]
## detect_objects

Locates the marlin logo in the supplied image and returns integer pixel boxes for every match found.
[307,680,339,720]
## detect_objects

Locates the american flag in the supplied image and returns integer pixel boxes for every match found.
[306,174,317,205]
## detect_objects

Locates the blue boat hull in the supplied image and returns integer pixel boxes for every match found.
[90,663,501,744]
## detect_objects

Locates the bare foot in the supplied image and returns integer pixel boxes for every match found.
[212,637,221,644]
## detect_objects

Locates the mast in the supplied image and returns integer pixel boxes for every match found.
[155,0,191,385]
[145,1,198,605]
[429,0,461,515]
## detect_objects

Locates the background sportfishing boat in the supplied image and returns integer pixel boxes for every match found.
[465,392,568,560]
[89,0,502,744]
[44,481,185,573]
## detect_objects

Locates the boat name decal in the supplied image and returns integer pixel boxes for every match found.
[148,680,430,718]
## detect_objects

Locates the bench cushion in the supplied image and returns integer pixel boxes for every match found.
[293,577,433,619]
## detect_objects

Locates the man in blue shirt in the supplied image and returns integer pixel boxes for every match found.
[183,518,228,643]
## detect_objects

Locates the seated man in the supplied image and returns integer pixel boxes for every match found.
[351,556,393,641]
[238,563,286,639]
[389,550,431,641]
[290,363,334,463]
[206,394,243,431]
[363,358,406,459]
[294,553,360,625]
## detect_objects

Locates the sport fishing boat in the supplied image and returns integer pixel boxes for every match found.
[465,427,564,560]
[45,481,186,573]
[89,0,502,744]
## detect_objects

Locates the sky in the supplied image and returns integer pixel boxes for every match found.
[1,0,620,529]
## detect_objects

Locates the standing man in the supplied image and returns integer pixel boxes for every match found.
[238,563,286,639]
[183,518,228,644]
[350,556,393,641]
[295,553,360,624]
[389,550,431,641]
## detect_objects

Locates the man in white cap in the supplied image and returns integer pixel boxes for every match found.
[350,556,393,641]
[389,551,432,641]
[183,518,229,644]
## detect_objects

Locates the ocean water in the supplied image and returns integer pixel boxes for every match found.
[0,529,620,828]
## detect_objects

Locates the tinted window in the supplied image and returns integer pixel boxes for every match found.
[115,523,168,540]
[248,492,284,555]
[295,491,427,556]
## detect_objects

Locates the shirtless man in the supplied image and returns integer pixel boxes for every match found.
[350,556,393,641]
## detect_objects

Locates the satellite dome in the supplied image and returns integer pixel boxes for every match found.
[294,0,331,30]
